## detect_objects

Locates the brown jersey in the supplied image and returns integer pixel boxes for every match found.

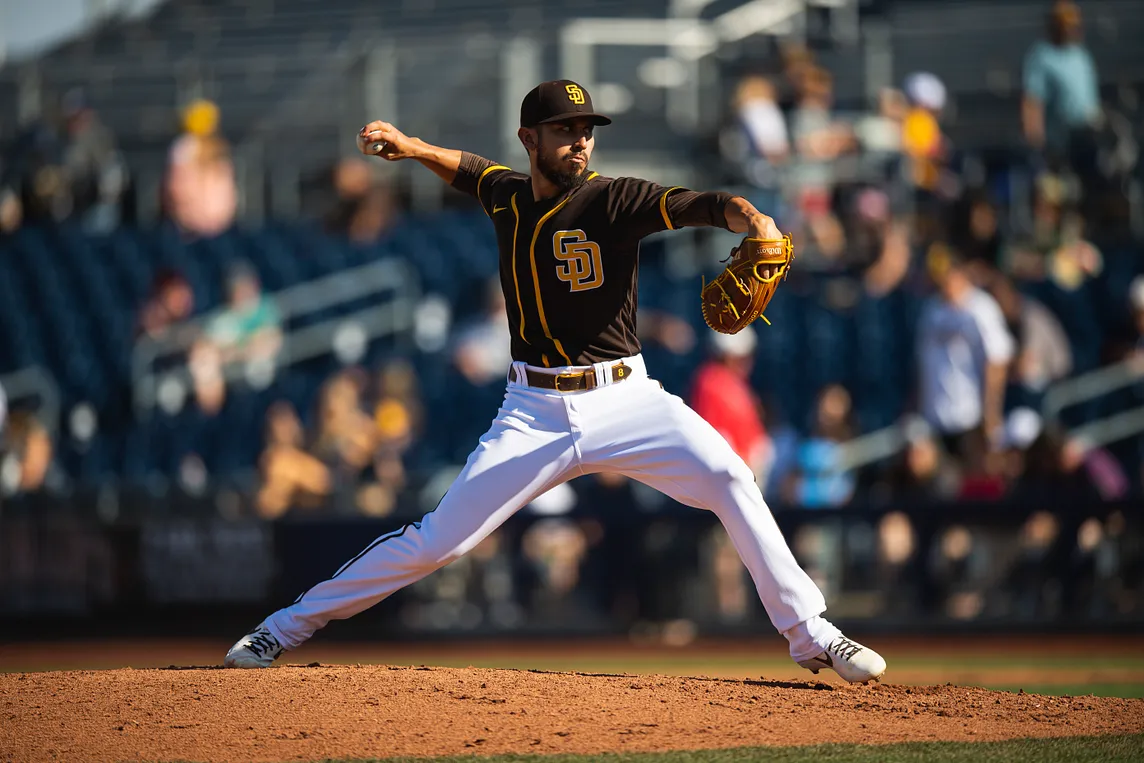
[452,152,736,367]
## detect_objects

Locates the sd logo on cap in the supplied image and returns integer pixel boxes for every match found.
[520,80,612,127]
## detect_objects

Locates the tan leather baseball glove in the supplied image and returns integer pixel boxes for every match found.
[700,234,794,334]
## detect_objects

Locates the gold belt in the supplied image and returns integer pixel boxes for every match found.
[520,362,633,393]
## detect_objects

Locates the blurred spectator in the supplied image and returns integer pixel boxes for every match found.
[0,410,53,496]
[790,67,854,267]
[849,189,911,294]
[791,66,854,168]
[1049,215,1104,294]
[453,279,512,386]
[1016,425,1127,504]
[374,358,424,439]
[1069,437,1129,502]
[874,425,961,503]
[256,401,331,519]
[855,87,906,159]
[369,359,422,507]
[164,99,237,237]
[189,263,282,415]
[702,525,752,624]
[0,183,19,233]
[689,327,772,485]
[205,262,283,365]
[137,268,195,342]
[788,384,857,508]
[917,249,1015,455]
[312,371,384,515]
[863,219,911,297]
[1022,1,1101,188]
[1009,176,1103,290]
[777,43,816,110]
[952,191,1005,273]
[997,407,1043,484]
[0,381,6,435]
[638,310,697,357]
[1130,277,1144,356]
[58,89,126,233]
[0,112,18,233]
[3,113,64,225]
[901,72,951,198]
[522,518,590,603]
[2,91,124,231]
[958,422,1009,501]
[734,75,790,165]
[988,274,1072,406]
[324,158,397,243]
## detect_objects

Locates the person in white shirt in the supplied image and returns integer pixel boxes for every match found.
[734,76,790,162]
[917,252,1015,457]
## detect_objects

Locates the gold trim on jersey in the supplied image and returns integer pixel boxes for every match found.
[476,164,511,215]
[509,193,528,344]
[529,196,575,366]
[659,186,682,230]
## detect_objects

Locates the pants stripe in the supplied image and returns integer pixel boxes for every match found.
[291,522,420,605]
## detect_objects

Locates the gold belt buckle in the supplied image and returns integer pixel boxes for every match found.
[555,371,585,392]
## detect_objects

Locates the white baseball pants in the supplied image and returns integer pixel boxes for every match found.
[264,355,834,661]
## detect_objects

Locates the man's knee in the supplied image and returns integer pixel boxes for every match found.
[386,521,463,573]
[409,537,464,572]
[702,460,760,506]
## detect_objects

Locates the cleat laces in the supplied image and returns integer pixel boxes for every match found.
[829,636,864,661]
[246,630,280,657]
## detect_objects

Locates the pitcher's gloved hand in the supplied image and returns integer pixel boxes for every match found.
[700,234,794,334]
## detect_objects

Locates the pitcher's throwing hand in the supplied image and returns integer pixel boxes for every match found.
[356,121,414,161]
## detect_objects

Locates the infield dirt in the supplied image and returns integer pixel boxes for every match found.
[4,664,1144,763]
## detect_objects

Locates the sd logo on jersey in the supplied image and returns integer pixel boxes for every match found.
[553,230,603,292]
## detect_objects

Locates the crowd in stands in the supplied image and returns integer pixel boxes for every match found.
[703,0,1140,516]
[0,0,1141,526]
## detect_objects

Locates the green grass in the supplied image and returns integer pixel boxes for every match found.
[987,683,1144,699]
[312,734,1144,762]
[323,653,1144,700]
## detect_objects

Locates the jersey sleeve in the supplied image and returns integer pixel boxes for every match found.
[451,151,523,216]
[607,177,737,242]
[972,293,1016,364]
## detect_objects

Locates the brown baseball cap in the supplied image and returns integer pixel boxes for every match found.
[520,79,612,128]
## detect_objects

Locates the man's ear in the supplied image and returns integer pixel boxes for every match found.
[518,127,536,152]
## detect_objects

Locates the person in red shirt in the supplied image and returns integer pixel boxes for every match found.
[689,327,771,484]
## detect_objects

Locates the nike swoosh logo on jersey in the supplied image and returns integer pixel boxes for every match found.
[493,206,508,214]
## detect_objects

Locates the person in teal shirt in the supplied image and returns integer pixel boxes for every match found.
[206,262,282,364]
[1022,1,1101,190]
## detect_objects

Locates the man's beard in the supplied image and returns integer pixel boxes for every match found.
[536,147,589,192]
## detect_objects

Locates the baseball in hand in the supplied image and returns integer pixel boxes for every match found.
[370,141,387,154]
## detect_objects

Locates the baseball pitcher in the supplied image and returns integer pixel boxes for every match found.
[225,80,887,683]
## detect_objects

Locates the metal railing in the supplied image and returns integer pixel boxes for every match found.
[1043,355,1144,423]
[132,257,420,417]
[1043,355,1144,451]
[839,354,1144,473]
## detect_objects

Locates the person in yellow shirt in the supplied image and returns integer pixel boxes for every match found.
[901,72,947,192]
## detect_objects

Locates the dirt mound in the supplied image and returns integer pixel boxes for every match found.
[4,664,1143,762]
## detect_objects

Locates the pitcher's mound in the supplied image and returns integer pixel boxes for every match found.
[5,664,1143,762]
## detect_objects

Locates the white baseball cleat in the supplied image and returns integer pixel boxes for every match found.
[798,635,887,684]
[223,623,285,669]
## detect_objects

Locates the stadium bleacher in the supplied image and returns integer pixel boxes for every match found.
[1,0,1143,489]
[1,209,1140,485]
